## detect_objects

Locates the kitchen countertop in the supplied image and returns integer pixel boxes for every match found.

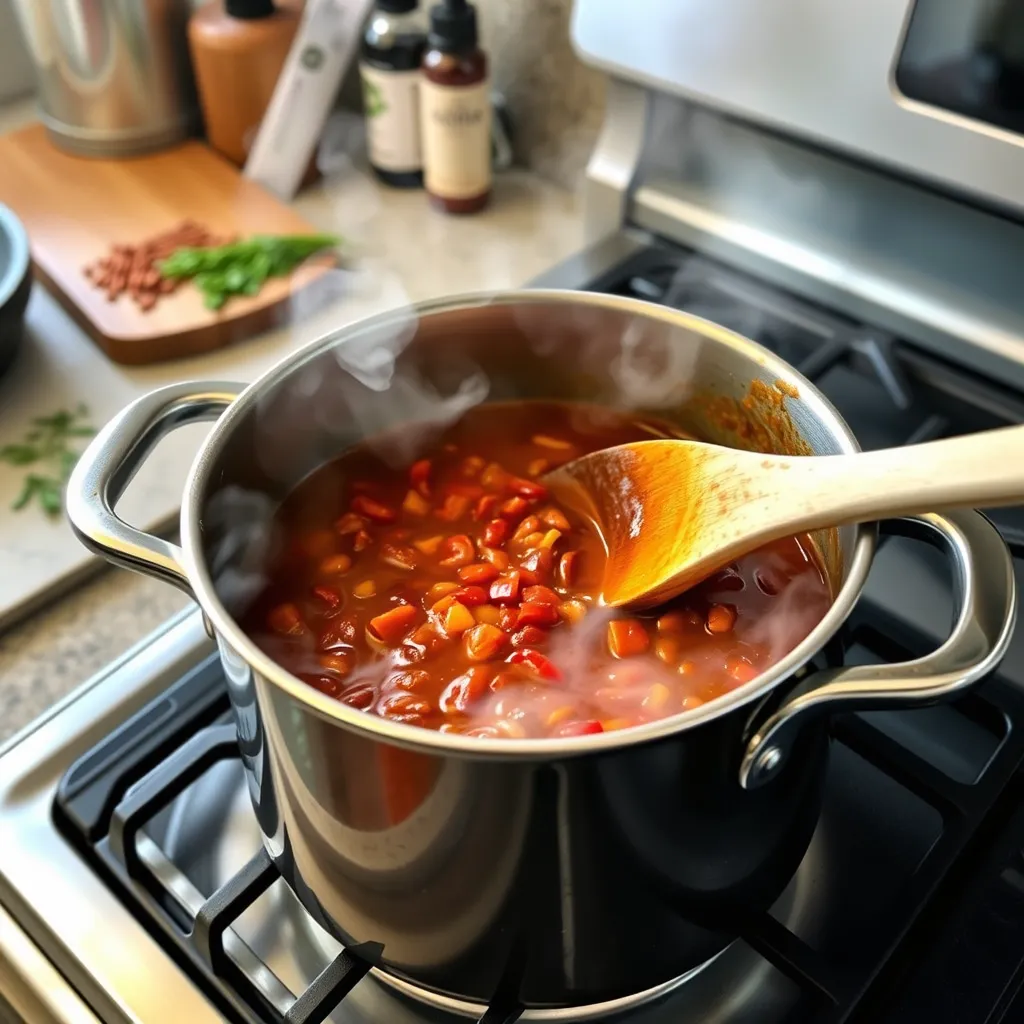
[0,106,586,743]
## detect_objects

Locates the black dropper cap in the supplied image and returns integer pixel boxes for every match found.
[226,0,275,18]
[428,0,478,53]
[376,0,418,11]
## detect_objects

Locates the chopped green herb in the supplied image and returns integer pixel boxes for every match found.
[159,233,340,311]
[1,404,96,519]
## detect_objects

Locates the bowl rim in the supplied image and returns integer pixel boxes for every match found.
[179,289,877,760]
[0,203,30,313]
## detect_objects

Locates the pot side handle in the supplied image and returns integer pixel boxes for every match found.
[66,381,245,596]
[740,509,1017,789]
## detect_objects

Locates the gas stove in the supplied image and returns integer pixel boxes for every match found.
[8,0,1024,1020]
[0,235,1023,1023]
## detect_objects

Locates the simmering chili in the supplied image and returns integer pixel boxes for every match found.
[242,402,832,738]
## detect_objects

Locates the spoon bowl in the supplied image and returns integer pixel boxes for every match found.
[545,425,1024,609]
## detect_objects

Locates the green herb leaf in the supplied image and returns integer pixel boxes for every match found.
[158,232,340,310]
[5,405,96,517]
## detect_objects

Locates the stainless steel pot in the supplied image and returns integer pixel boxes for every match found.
[67,291,1017,1014]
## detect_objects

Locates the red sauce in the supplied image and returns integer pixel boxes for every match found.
[241,402,832,738]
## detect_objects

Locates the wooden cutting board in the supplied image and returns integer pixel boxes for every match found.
[0,124,333,365]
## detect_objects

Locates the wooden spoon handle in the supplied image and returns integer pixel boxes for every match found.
[779,423,1024,531]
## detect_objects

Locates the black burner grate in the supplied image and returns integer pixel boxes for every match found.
[51,528,1024,1024]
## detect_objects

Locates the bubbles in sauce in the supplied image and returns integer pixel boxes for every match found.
[241,402,833,738]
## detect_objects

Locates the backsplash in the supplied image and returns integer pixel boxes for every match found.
[475,0,606,190]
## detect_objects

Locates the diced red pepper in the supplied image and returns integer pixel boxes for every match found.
[369,604,421,644]
[516,601,561,628]
[438,534,475,568]
[556,720,604,737]
[474,494,499,520]
[452,585,489,606]
[522,584,560,605]
[557,551,579,588]
[379,543,418,571]
[458,562,499,584]
[312,585,341,608]
[489,571,521,603]
[464,624,508,661]
[480,462,509,490]
[507,648,562,680]
[352,494,397,523]
[499,496,529,520]
[510,625,547,647]
[479,546,510,570]
[483,519,510,546]
[410,458,432,497]
[498,605,519,631]
[439,665,492,713]
[519,549,554,576]
[506,476,548,500]
[512,515,541,541]
[435,493,470,522]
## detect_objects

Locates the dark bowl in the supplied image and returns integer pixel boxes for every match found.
[0,203,32,379]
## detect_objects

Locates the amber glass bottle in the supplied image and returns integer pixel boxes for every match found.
[420,0,491,214]
[188,0,303,167]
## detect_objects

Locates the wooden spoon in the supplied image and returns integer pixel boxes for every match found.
[544,425,1024,609]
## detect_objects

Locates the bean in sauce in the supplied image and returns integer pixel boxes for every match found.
[242,402,832,738]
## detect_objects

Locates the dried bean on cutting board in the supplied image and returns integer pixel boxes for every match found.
[81,221,233,313]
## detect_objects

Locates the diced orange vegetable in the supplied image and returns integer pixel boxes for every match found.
[435,493,470,522]
[557,551,579,588]
[443,601,476,636]
[369,604,420,644]
[558,599,587,624]
[516,602,560,628]
[479,546,510,570]
[607,619,650,658]
[425,581,460,605]
[353,580,377,599]
[641,683,672,712]
[461,455,486,478]
[527,457,550,477]
[414,535,444,555]
[403,489,431,516]
[480,462,509,490]
[474,604,501,625]
[464,624,507,661]
[538,507,571,531]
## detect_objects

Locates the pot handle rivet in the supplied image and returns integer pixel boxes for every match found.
[739,509,1017,790]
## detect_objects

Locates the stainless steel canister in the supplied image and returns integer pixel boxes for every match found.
[10,0,199,157]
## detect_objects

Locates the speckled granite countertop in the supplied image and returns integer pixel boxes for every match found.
[0,164,586,745]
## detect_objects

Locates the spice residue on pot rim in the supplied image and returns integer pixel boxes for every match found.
[240,400,833,740]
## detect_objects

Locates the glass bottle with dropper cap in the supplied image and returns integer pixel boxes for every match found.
[360,0,428,188]
[420,0,491,214]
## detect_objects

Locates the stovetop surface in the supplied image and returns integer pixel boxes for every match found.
[5,234,1024,1024]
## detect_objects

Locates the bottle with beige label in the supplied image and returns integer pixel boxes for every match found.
[420,0,491,214]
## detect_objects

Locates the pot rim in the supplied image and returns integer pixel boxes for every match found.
[180,289,876,759]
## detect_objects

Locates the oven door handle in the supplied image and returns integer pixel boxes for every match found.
[66,381,245,597]
[740,509,1017,789]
